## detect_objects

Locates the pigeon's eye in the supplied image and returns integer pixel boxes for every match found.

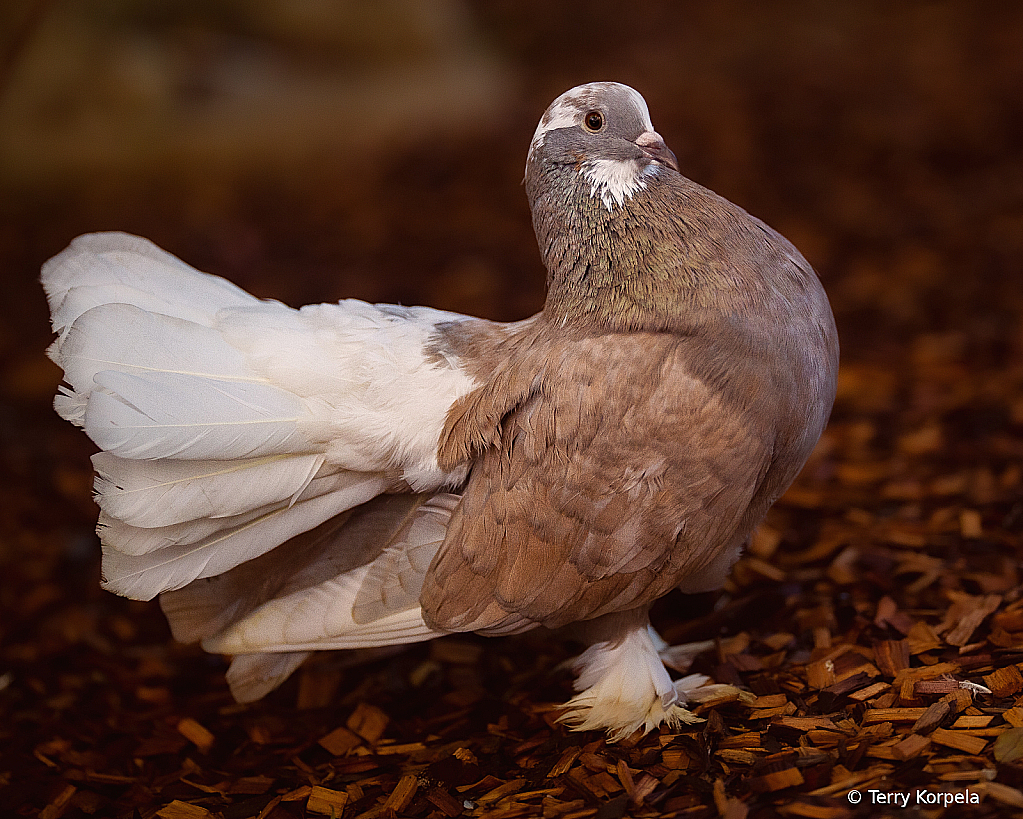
[583,110,605,133]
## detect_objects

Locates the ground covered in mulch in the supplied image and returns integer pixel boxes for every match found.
[2,2,1023,817]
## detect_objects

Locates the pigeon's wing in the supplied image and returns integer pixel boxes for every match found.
[43,233,478,600]
[421,331,778,634]
[158,491,459,702]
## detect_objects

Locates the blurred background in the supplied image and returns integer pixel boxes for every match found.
[2,0,1022,813]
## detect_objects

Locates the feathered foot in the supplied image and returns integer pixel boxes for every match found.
[557,618,717,742]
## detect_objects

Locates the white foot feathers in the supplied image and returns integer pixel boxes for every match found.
[557,624,728,742]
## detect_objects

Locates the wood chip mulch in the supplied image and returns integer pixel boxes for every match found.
[3,5,1023,815]
[3,298,1022,818]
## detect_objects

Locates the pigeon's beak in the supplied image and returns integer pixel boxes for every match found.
[635,131,679,173]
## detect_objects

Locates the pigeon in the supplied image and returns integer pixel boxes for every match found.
[42,81,839,740]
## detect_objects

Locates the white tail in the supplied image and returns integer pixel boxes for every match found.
[42,233,477,601]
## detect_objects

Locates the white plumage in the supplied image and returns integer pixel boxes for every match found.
[45,233,475,603]
[561,624,704,741]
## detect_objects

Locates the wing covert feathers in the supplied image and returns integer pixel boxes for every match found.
[422,328,774,634]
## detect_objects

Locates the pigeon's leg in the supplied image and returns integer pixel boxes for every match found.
[647,628,715,672]
[647,627,749,710]
[557,608,708,742]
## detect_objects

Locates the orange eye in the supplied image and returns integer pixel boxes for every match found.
[583,110,605,132]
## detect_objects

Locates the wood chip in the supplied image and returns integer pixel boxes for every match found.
[892,733,931,760]
[661,748,691,770]
[911,700,951,734]
[749,702,798,719]
[614,758,635,795]
[862,708,925,724]
[382,774,418,813]
[547,747,582,777]
[478,778,528,803]
[983,664,1023,696]
[952,715,993,729]
[718,748,759,764]
[914,678,960,695]
[848,681,890,701]
[774,716,842,732]
[959,509,983,539]
[176,717,214,754]
[777,800,850,818]
[943,687,975,714]
[906,621,943,654]
[374,741,427,755]
[929,728,988,755]
[156,802,216,819]
[893,663,960,687]
[631,773,660,806]
[719,732,764,749]
[945,594,1002,646]
[39,785,76,819]
[426,788,465,817]
[306,786,349,816]
[318,725,363,756]
[874,639,910,676]
[748,693,789,709]
[347,702,389,744]
[749,767,805,793]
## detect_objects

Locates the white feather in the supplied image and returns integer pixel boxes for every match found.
[41,232,480,604]
[50,245,476,479]
[204,574,441,653]
[43,232,259,336]
[200,494,457,654]
[225,652,312,703]
[101,474,390,599]
[581,158,660,210]
[92,452,325,529]
[98,507,269,556]
[559,622,703,742]
[211,299,477,481]
[351,494,457,624]
[97,467,381,554]
[86,370,310,460]
[57,304,253,382]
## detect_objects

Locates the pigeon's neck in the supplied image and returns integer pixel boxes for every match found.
[528,162,747,333]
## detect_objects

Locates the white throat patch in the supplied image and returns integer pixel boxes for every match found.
[581,159,660,210]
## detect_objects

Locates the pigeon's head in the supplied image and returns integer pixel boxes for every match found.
[526,82,679,210]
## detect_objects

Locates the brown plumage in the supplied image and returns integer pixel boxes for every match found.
[421,83,837,639]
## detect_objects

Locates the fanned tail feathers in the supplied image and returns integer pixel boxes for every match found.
[41,232,476,605]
